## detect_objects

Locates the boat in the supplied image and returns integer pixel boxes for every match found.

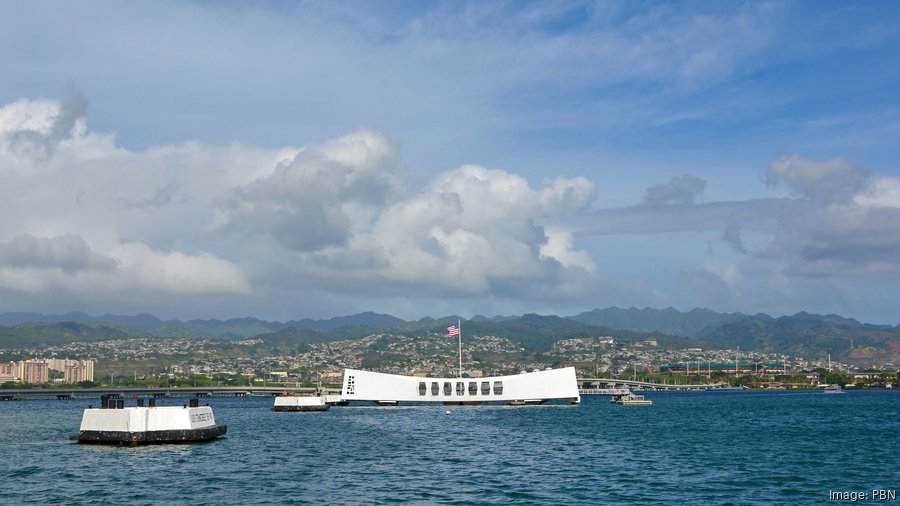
[823,384,845,394]
[610,392,652,406]
[339,367,580,406]
[273,393,330,412]
[71,396,226,445]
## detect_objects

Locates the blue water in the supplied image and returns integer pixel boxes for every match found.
[1,391,897,505]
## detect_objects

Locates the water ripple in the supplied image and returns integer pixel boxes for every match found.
[1,391,898,504]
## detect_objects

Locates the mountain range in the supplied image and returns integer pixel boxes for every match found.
[1,308,897,365]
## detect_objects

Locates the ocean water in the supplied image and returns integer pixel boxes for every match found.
[1,390,897,505]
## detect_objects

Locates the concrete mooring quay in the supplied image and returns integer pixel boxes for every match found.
[0,386,341,400]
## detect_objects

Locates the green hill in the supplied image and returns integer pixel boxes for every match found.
[568,306,739,337]
[0,322,134,348]
[697,314,900,362]
[1,308,897,364]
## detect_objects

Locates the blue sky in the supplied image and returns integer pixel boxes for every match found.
[1,1,899,323]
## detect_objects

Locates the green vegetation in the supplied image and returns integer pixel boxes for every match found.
[0,321,134,348]
[1,310,898,372]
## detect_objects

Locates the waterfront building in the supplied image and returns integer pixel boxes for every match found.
[64,361,94,383]
[47,358,74,371]
[45,358,96,383]
[0,361,17,383]
[47,358,95,382]
[18,360,49,384]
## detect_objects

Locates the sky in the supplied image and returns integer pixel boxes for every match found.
[1,1,899,323]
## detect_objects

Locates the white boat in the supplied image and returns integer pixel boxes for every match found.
[71,396,226,445]
[823,384,845,394]
[339,367,580,406]
[610,392,652,406]
[273,393,329,412]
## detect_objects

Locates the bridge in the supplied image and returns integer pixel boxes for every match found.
[577,377,722,392]
[0,386,341,400]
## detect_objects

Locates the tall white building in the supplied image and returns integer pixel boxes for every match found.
[0,358,95,384]
[19,360,49,384]
[64,361,94,383]
[0,361,17,383]
[47,359,95,383]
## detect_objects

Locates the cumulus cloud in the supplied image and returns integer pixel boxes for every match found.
[117,183,183,210]
[683,260,799,316]
[561,158,900,283]
[642,174,707,207]
[108,242,250,295]
[364,165,598,297]
[0,88,87,159]
[544,158,900,320]
[756,156,900,278]
[217,129,402,252]
[0,94,607,316]
[766,155,872,204]
[0,95,261,309]
[4,91,896,320]
[0,236,248,297]
[217,143,599,300]
[0,234,116,273]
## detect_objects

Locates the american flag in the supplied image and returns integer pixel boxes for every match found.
[447,325,459,337]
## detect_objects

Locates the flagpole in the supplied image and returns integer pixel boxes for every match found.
[458,318,462,378]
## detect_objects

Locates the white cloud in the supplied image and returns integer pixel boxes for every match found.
[0,95,606,316]
[757,156,900,278]
[108,242,250,295]
[2,91,899,321]
[0,234,116,273]
[766,155,871,204]
[684,260,798,316]
[0,236,248,297]
[216,142,600,300]
[540,229,596,273]
[216,129,402,251]
[0,89,87,160]
[643,174,707,206]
